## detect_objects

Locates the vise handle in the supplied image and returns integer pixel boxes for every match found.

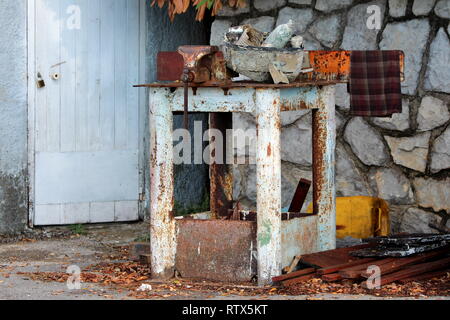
[177,46,219,129]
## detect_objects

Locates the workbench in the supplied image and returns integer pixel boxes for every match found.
[139,80,340,285]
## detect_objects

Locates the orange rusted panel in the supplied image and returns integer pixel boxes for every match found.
[306,50,405,82]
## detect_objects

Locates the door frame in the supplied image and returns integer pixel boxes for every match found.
[27,0,148,227]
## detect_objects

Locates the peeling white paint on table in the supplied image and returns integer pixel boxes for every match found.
[148,84,337,285]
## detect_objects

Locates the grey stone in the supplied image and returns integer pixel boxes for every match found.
[336,144,371,197]
[413,177,450,212]
[335,111,346,132]
[240,164,257,206]
[335,83,350,110]
[210,19,233,46]
[412,0,436,15]
[344,118,391,166]
[380,19,430,95]
[232,113,256,160]
[435,0,450,18]
[241,16,275,33]
[308,14,343,48]
[218,4,250,16]
[255,0,287,12]
[430,126,450,173]
[281,110,310,127]
[368,167,415,205]
[233,165,243,200]
[417,96,450,131]
[301,32,324,50]
[400,207,440,234]
[389,0,408,17]
[276,7,315,34]
[385,132,431,173]
[389,205,409,234]
[281,112,312,166]
[236,162,314,210]
[315,0,354,12]
[288,0,312,4]
[424,28,450,94]
[372,99,410,131]
[341,0,387,50]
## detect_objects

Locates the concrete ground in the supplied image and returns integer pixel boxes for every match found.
[0,222,448,300]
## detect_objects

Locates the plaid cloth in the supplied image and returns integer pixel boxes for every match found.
[349,51,402,117]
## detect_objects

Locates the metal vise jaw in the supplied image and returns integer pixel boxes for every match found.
[177,46,228,129]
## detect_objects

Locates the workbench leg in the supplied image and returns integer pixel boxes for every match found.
[209,113,234,219]
[255,89,282,286]
[312,85,336,252]
[149,88,176,279]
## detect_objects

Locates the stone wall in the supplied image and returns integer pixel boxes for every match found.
[210,0,450,233]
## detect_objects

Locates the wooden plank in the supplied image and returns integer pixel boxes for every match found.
[99,0,116,149]
[282,273,316,287]
[75,0,89,152]
[361,257,450,288]
[285,255,302,274]
[126,0,141,150]
[300,244,374,268]
[35,0,49,152]
[399,269,450,284]
[60,0,77,152]
[338,258,397,279]
[87,0,101,151]
[44,0,61,153]
[317,258,378,275]
[114,0,128,150]
[322,273,343,282]
[288,179,311,213]
[272,268,316,283]
[360,248,450,278]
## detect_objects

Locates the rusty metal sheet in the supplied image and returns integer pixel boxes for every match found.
[175,219,257,282]
[304,50,405,82]
[157,52,184,81]
[281,215,319,268]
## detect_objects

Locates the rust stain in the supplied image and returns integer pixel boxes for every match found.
[267,143,272,157]
[175,219,257,282]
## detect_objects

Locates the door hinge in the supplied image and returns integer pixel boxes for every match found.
[139,192,146,201]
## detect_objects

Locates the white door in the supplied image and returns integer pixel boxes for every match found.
[32,0,142,225]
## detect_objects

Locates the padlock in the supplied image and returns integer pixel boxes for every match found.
[36,72,45,88]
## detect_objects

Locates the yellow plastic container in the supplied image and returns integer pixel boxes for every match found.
[307,196,390,239]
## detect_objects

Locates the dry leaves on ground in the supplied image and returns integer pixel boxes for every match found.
[15,261,450,299]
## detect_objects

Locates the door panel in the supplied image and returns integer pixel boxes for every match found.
[33,0,142,225]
